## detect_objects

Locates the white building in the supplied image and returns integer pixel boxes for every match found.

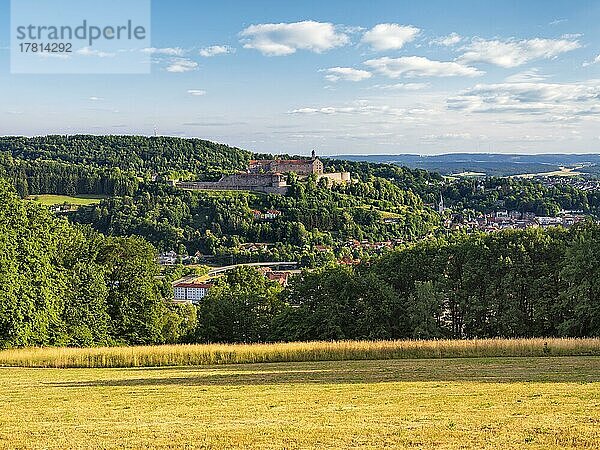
[173,282,213,304]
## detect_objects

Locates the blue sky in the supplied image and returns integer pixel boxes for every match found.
[1,0,599,155]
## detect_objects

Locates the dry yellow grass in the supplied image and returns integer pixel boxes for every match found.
[1,338,599,368]
[0,357,598,449]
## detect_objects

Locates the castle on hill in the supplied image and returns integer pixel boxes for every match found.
[249,150,324,176]
[176,150,350,194]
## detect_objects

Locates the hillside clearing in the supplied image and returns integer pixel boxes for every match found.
[26,194,106,206]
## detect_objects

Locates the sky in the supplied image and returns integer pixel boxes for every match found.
[1,0,599,155]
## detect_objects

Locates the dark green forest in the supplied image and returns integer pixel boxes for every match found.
[1,135,600,347]
[0,135,251,179]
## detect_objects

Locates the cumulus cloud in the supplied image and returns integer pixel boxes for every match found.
[166,58,198,73]
[141,47,184,56]
[199,45,234,57]
[459,37,581,68]
[447,82,600,117]
[431,32,463,47]
[361,23,420,51]
[187,89,207,96]
[364,56,483,78]
[240,21,349,56]
[321,67,372,82]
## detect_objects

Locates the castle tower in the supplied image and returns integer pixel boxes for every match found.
[311,149,316,159]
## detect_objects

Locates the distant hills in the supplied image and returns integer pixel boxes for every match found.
[333,153,600,177]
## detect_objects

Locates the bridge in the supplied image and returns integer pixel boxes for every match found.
[207,261,299,276]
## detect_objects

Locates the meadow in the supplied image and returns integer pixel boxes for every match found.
[26,194,106,206]
[1,338,599,368]
[0,357,599,449]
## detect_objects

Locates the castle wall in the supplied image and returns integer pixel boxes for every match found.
[176,173,289,195]
[318,172,351,183]
[175,159,348,195]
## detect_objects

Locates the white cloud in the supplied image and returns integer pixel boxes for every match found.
[364,56,483,78]
[199,45,234,57]
[422,132,473,140]
[361,23,420,51]
[370,82,430,90]
[447,82,600,117]
[88,96,104,101]
[504,68,548,83]
[582,55,600,67]
[187,89,207,96]
[76,47,115,58]
[166,58,198,73]
[37,52,70,60]
[240,21,349,56]
[290,104,405,117]
[459,37,581,68]
[549,19,567,25]
[141,47,184,56]
[322,67,372,82]
[431,32,462,47]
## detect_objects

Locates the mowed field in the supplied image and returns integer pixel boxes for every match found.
[1,356,599,449]
[26,194,106,206]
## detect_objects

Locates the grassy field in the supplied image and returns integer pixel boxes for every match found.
[0,357,598,449]
[26,194,106,206]
[450,171,487,177]
[1,338,599,368]
[511,166,583,179]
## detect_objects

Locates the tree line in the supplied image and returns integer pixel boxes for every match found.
[198,223,600,342]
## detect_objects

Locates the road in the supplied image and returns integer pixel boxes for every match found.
[207,261,298,275]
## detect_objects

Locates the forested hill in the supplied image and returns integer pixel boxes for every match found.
[0,135,442,264]
[0,135,252,179]
[3,134,600,265]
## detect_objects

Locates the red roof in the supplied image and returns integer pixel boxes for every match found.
[267,272,289,285]
[250,159,315,165]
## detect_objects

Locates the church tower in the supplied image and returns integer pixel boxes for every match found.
[438,193,445,214]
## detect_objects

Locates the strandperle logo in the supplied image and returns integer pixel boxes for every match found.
[15,20,147,47]
[10,0,151,74]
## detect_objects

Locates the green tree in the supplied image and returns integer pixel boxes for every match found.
[196,267,283,343]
